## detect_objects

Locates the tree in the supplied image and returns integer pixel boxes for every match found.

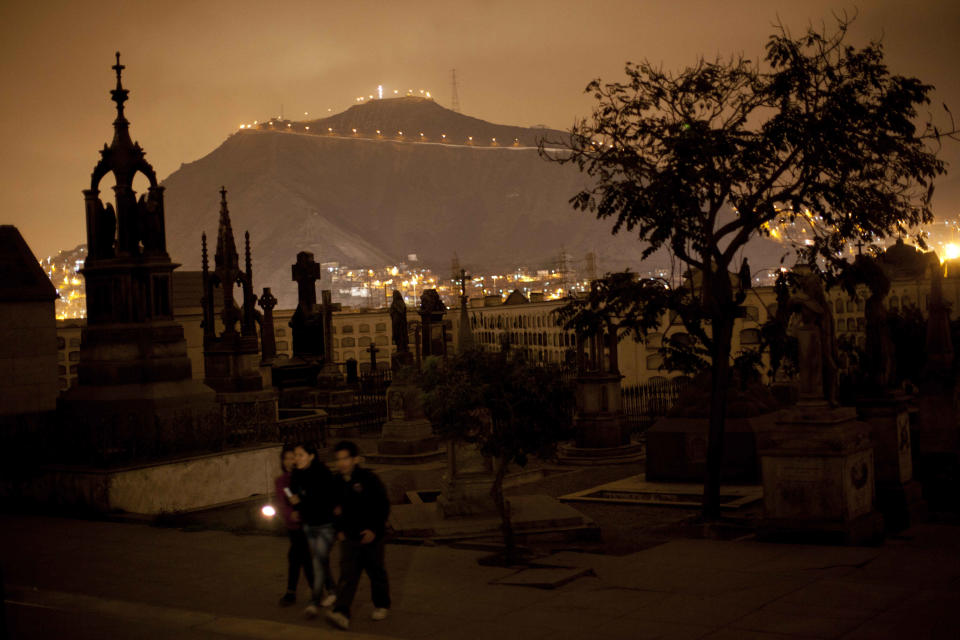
[420,349,574,562]
[542,15,952,519]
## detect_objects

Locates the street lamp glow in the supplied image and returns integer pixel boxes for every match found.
[261,505,276,518]
[944,243,960,261]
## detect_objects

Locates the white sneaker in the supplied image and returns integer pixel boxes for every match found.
[321,593,337,607]
[303,604,319,619]
[326,610,350,630]
[371,608,389,621]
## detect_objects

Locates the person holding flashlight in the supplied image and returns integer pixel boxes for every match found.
[274,444,315,607]
[288,442,338,618]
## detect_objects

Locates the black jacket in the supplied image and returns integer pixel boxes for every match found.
[333,466,390,540]
[289,459,337,526]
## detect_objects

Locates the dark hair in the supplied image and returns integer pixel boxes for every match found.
[333,440,359,458]
[294,442,318,457]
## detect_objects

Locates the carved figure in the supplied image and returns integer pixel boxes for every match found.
[390,290,409,352]
[786,268,838,404]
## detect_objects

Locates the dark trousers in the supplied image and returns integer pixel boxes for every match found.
[334,538,390,617]
[286,528,315,593]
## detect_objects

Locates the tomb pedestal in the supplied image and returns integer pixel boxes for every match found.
[557,374,643,465]
[857,395,926,531]
[370,370,442,464]
[758,403,884,545]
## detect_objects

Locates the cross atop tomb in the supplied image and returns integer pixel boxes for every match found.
[366,341,380,372]
[291,252,320,307]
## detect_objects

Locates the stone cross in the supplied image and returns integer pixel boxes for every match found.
[291,252,320,307]
[455,269,474,350]
[258,287,278,362]
[366,341,380,372]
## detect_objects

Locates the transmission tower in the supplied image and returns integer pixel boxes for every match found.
[450,69,461,113]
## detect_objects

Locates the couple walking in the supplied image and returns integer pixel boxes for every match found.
[275,440,390,630]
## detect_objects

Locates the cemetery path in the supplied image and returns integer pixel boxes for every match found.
[2,513,959,639]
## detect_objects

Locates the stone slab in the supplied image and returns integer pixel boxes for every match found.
[558,473,762,510]
[488,565,595,589]
[556,441,644,465]
[389,494,597,541]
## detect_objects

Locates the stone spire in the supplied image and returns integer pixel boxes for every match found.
[89,52,158,196]
[215,187,240,275]
[212,187,241,335]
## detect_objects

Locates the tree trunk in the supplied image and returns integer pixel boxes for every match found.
[490,454,516,563]
[703,312,734,521]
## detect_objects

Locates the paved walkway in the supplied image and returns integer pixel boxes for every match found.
[2,513,959,639]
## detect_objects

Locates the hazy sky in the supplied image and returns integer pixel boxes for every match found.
[2,0,958,260]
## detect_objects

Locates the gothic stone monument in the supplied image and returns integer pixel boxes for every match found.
[557,328,644,464]
[201,188,277,441]
[59,53,220,461]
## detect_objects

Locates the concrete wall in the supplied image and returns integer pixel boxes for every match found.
[9,444,283,515]
[1,300,58,415]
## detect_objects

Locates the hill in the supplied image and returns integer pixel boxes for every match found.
[162,99,652,307]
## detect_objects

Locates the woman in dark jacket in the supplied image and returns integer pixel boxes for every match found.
[288,443,338,618]
[275,444,314,606]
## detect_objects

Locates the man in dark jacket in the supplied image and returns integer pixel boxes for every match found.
[288,442,338,618]
[325,440,391,630]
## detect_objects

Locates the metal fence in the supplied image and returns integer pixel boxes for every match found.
[277,409,329,447]
[621,377,689,433]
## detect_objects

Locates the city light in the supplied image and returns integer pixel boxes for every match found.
[944,243,960,262]
[378,85,383,99]
[261,505,276,518]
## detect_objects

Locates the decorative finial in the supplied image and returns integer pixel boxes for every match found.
[110,51,129,120]
[113,51,124,83]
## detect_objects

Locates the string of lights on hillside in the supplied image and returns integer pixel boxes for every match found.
[235,85,529,147]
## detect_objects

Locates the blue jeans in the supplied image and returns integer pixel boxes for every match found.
[302,523,336,606]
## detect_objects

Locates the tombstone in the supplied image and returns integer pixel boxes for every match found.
[198,189,277,439]
[419,289,447,358]
[757,270,884,544]
[913,260,960,511]
[557,327,643,464]
[389,290,413,371]
[272,252,323,389]
[315,289,343,386]
[258,287,278,364]
[372,365,443,465]
[60,53,220,462]
[646,371,779,483]
[345,358,359,386]
[289,252,324,361]
[366,341,380,372]
[201,188,264,394]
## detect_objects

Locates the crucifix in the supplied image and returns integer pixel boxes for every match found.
[366,341,380,372]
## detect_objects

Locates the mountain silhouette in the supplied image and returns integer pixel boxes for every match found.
[161,97,650,307]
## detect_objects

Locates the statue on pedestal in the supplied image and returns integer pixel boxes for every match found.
[786,267,837,405]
